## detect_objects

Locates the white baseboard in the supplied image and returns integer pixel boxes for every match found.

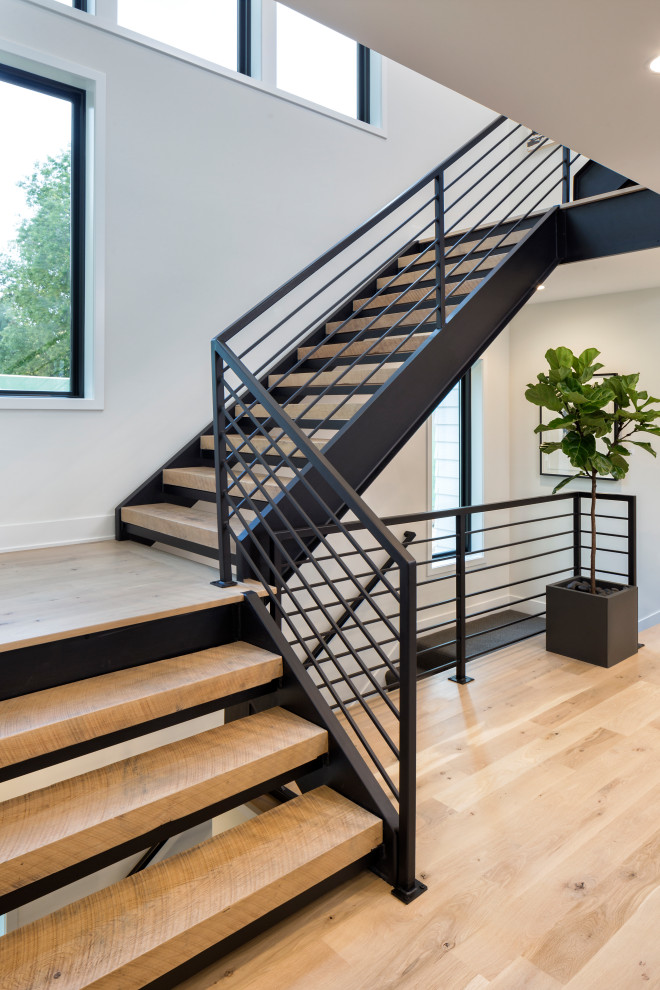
[639,611,660,633]
[0,514,115,553]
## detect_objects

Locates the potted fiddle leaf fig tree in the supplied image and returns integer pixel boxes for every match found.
[525,346,660,667]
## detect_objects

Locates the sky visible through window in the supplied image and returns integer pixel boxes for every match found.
[0,82,71,255]
[117,0,238,70]
[276,4,357,118]
[0,79,73,390]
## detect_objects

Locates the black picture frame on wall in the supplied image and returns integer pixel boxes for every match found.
[539,373,620,479]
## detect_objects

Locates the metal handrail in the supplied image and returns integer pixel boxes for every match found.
[216,114,507,348]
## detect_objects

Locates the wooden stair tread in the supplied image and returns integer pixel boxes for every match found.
[203,433,328,455]
[0,786,382,990]
[379,251,500,287]
[0,641,282,770]
[271,362,404,389]
[325,307,438,334]
[0,708,327,900]
[163,466,287,499]
[353,276,483,311]
[121,502,257,547]
[300,332,431,360]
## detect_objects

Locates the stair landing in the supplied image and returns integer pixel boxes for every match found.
[0,541,264,653]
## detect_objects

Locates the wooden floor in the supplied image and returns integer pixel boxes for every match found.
[180,627,660,990]
[0,541,262,651]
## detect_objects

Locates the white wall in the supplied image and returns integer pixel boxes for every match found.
[0,0,495,551]
[507,286,660,629]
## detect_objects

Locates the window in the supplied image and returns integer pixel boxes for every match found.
[0,64,85,397]
[117,0,246,73]
[431,371,472,558]
[275,4,372,121]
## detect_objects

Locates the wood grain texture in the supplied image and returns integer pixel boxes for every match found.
[355,277,483,311]
[270,362,403,390]
[381,252,499,287]
[0,708,327,897]
[0,641,282,770]
[0,787,382,990]
[177,628,660,990]
[0,541,264,652]
[325,307,436,334]
[304,333,430,358]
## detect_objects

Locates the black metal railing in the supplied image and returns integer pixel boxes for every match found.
[213,116,582,452]
[213,339,419,898]
[341,491,636,685]
[209,116,594,900]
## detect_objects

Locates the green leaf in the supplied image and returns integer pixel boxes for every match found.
[608,451,629,479]
[590,452,613,475]
[561,431,596,469]
[554,346,574,369]
[578,347,600,367]
[525,383,564,412]
[545,349,560,370]
[630,440,657,457]
[551,473,584,493]
[535,415,574,432]
[540,441,564,454]
[561,389,588,404]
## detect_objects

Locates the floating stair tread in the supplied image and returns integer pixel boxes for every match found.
[398,229,525,268]
[271,362,404,389]
[162,466,216,492]
[353,277,483,311]
[325,307,437,334]
[0,708,327,901]
[163,466,286,499]
[0,786,383,990]
[0,641,282,771]
[202,433,328,455]
[300,332,431,360]
[380,251,500,287]
[121,502,258,548]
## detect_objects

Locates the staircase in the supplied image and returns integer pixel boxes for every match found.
[0,587,390,988]
[100,114,660,983]
[119,215,537,558]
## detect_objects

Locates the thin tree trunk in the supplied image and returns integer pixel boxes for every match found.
[590,469,597,595]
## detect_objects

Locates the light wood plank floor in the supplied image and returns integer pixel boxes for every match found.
[180,628,660,990]
[0,541,263,652]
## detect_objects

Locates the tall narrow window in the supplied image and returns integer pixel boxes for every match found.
[0,65,85,397]
[117,0,240,71]
[431,373,472,557]
[275,4,371,120]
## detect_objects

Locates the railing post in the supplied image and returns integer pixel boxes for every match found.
[392,559,426,904]
[434,171,446,329]
[450,513,473,684]
[211,343,236,588]
[562,146,571,204]
[627,496,637,587]
[573,492,582,577]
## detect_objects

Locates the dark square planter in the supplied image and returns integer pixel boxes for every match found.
[545,577,638,668]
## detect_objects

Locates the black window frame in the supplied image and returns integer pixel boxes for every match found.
[272,2,374,123]
[432,370,473,560]
[0,63,86,399]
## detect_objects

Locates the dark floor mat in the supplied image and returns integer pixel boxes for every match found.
[416,608,545,669]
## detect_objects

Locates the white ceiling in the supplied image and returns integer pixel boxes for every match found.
[281,0,660,195]
[530,248,660,305]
